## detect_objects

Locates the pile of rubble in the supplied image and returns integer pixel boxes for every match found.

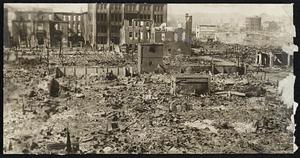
[49,51,126,66]
[3,59,293,154]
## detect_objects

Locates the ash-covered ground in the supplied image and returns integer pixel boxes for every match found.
[3,47,294,154]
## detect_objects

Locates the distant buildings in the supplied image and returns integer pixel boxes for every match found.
[264,21,280,32]
[245,16,262,31]
[195,25,217,42]
[163,13,192,56]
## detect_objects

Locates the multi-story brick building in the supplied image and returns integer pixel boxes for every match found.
[151,24,175,43]
[11,10,87,48]
[87,3,167,50]
[120,19,153,45]
[53,12,87,47]
[12,11,54,47]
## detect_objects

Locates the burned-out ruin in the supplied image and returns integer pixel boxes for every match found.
[3,3,296,154]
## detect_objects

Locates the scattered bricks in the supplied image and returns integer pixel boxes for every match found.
[103,146,113,154]
[28,90,36,98]
[22,148,30,154]
[111,122,119,130]
[30,141,39,150]
[75,93,85,98]
[105,71,118,80]
[47,143,66,150]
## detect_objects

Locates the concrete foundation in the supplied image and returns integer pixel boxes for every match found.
[171,75,210,95]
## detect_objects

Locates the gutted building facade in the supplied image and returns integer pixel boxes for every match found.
[245,16,262,31]
[120,19,153,45]
[87,3,167,49]
[11,10,87,48]
[12,11,54,48]
[255,51,293,67]
[195,25,217,42]
[53,12,87,47]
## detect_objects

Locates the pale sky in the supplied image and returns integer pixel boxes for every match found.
[168,4,293,17]
[4,3,293,18]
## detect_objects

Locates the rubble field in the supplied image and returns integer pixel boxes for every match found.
[3,57,293,154]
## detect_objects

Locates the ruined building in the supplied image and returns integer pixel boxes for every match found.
[245,16,262,32]
[4,8,11,48]
[255,51,293,67]
[195,25,217,42]
[163,13,192,56]
[151,23,175,43]
[120,19,153,46]
[11,10,87,48]
[12,11,53,48]
[87,3,167,50]
[53,12,88,47]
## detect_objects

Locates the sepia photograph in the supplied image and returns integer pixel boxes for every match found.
[3,2,298,154]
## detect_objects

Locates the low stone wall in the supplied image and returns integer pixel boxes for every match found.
[57,66,135,77]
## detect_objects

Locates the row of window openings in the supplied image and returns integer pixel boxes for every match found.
[63,15,81,22]
[69,32,82,36]
[97,14,122,21]
[98,26,120,33]
[36,23,81,32]
[52,23,81,31]
[96,14,157,23]
[97,4,163,11]
[26,14,52,21]
[26,14,81,22]
[98,4,122,10]
[129,21,151,27]
[129,32,151,40]
[125,5,163,11]
[154,15,163,23]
